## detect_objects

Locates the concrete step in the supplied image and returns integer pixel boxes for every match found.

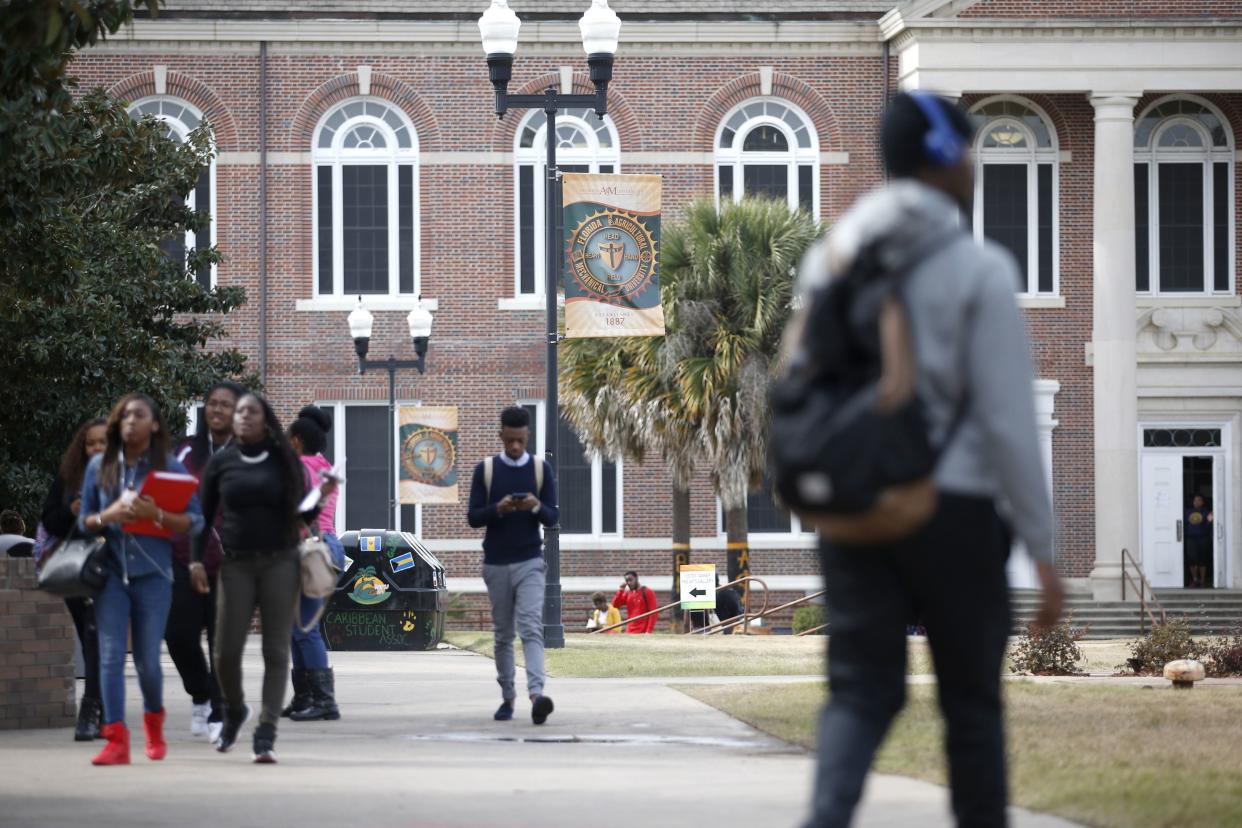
[1009,589,1242,637]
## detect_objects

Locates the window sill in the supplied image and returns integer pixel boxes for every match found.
[296,296,439,312]
[1017,295,1066,309]
[1136,295,1240,308]
[498,295,564,311]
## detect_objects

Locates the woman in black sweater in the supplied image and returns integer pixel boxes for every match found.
[192,393,331,763]
[39,417,108,741]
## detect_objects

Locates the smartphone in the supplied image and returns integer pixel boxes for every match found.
[510,492,530,500]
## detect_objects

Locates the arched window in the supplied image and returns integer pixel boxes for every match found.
[127,97,215,289]
[513,108,619,298]
[1134,97,1235,294]
[969,97,1059,295]
[714,98,819,217]
[313,98,420,298]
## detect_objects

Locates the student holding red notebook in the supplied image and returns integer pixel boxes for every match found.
[78,393,204,767]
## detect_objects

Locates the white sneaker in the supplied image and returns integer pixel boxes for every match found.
[207,719,223,744]
[190,702,211,738]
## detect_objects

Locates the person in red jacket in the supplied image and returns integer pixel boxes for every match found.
[612,570,659,634]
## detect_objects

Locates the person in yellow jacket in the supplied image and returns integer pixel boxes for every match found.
[586,591,621,633]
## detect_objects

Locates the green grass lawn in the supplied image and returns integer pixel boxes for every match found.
[677,680,1242,828]
[447,631,1139,679]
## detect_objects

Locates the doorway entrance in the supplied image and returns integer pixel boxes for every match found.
[1139,427,1225,589]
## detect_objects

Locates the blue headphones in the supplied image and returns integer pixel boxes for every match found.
[907,91,965,167]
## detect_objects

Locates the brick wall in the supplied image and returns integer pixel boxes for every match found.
[0,560,77,730]
[446,588,809,634]
[64,29,1242,586]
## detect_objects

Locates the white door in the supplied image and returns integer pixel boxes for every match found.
[1007,542,1038,589]
[1141,453,1185,588]
[1212,456,1225,588]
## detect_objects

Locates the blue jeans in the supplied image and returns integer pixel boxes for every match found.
[95,571,173,726]
[291,533,344,671]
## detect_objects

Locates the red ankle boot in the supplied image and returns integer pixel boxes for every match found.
[143,709,167,761]
[92,722,130,766]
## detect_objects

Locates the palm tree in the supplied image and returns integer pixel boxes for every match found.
[561,327,701,624]
[661,197,821,589]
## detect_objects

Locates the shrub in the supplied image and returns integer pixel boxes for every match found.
[1123,618,1199,675]
[792,605,826,635]
[1199,626,1242,677]
[1009,615,1087,675]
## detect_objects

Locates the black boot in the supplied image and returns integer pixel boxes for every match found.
[281,668,312,718]
[74,697,101,742]
[289,668,340,722]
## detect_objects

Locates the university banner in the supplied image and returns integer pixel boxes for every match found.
[397,406,459,505]
[562,172,664,338]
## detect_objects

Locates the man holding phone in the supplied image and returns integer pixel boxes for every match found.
[467,406,559,724]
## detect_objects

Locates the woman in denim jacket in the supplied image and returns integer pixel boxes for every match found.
[79,394,203,766]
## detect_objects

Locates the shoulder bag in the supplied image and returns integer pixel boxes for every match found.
[36,536,110,598]
[296,526,342,633]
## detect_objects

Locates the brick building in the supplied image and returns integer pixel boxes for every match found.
[70,0,1242,623]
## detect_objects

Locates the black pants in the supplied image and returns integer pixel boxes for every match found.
[65,597,100,703]
[806,495,1012,828]
[164,562,222,718]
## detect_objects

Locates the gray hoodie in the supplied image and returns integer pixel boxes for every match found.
[798,180,1054,562]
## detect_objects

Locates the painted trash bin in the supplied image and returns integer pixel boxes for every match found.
[323,529,447,651]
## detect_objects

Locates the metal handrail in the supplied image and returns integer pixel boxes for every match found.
[795,622,829,637]
[683,576,771,635]
[590,575,769,635]
[1121,547,1167,635]
[693,585,826,636]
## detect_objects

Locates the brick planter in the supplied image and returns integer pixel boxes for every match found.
[0,559,77,730]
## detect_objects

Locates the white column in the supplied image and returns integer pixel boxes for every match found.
[1088,93,1141,601]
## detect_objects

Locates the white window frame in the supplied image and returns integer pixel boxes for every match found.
[511,110,620,302]
[1134,95,1235,297]
[713,97,820,220]
[520,399,623,538]
[714,494,817,542]
[317,400,422,537]
[127,96,218,288]
[311,98,420,301]
[969,96,1060,297]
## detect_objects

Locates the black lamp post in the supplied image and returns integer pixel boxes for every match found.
[347,297,435,530]
[478,0,621,649]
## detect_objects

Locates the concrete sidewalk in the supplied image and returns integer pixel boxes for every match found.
[0,640,1079,828]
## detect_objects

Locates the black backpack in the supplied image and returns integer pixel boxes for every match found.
[767,236,967,545]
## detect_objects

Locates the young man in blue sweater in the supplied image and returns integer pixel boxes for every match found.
[467,406,559,724]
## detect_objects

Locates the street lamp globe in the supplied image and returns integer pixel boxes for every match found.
[578,0,621,56]
[407,298,434,357]
[478,0,521,56]
[347,297,374,360]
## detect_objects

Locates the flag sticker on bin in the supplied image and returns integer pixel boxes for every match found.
[360,535,381,552]
[390,550,415,573]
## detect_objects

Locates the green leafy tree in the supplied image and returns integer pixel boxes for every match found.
[0,1,252,524]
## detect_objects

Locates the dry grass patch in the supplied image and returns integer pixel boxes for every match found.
[678,680,1242,828]
[446,632,942,678]
[445,632,827,678]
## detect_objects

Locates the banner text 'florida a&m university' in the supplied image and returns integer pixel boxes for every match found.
[562,173,664,338]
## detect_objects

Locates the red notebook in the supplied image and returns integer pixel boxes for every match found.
[122,471,199,538]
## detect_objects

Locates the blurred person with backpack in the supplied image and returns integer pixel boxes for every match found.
[773,92,1063,828]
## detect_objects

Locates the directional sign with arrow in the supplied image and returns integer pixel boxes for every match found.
[679,564,716,610]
